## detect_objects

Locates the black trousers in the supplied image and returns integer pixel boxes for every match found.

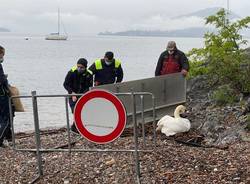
[0,95,12,145]
[69,98,77,113]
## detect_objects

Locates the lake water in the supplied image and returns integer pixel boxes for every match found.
[0,33,240,132]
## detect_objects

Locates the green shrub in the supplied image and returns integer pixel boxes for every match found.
[246,115,250,131]
[211,85,238,106]
[188,9,250,93]
[188,60,209,79]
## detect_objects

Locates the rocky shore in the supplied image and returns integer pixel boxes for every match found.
[0,76,250,184]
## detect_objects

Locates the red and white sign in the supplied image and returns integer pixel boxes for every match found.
[74,89,126,144]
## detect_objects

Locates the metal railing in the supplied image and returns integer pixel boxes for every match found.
[9,91,156,184]
[7,73,186,183]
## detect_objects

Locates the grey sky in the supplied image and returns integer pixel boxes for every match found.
[0,0,249,35]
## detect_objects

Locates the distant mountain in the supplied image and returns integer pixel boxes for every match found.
[173,7,240,20]
[99,27,211,38]
[98,7,242,38]
[0,27,10,32]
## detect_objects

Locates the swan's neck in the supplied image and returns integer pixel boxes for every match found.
[174,109,181,118]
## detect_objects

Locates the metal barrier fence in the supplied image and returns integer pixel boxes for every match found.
[9,91,156,184]
[7,73,186,183]
[93,73,186,126]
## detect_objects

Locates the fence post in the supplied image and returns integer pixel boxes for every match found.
[140,95,145,146]
[8,97,15,148]
[152,96,156,147]
[65,97,71,152]
[132,92,141,183]
[31,91,43,176]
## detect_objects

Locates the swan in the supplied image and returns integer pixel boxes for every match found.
[156,105,191,136]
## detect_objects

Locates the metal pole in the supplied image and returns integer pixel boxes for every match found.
[140,95,146,147]
[132,93,141,183]
[226,0,230,24]
[31,91,43,176]
[65,97,71,152]
[58,7,60,34]
[16,148,153,153]
[152,96,156,147]
[8,97,15,148]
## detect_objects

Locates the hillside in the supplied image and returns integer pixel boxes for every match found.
[0,27,10,32]
[99,27,210,38]
[99,7,242,38]
[173,7,240,19]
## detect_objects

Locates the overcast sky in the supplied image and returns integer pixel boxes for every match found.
[0,0,249,35]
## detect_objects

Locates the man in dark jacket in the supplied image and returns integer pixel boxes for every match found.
[63,58,93,133]
[89,51,123,86]
[0,45,13,147]
[155,41,189,77]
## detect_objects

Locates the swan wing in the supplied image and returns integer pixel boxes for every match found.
[166,118,191,133]
[157,115,174,126]
[180,118,191,131]
[156,115,174,131]
[161,126,177,136]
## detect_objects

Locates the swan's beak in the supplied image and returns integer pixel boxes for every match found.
[180,110,190,118]
[180,113,187,118]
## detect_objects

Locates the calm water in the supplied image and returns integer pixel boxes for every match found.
[1,33,206,132]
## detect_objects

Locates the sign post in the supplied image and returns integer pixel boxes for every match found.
[74,89,126,144]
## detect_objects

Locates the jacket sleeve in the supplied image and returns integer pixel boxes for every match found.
[88,63,97,75]
[0,64,8,86]
[63,71,73,94]
[87,73,93,88]
[155,52,166,76]
[116,65,123,83]
[179,52,189,71]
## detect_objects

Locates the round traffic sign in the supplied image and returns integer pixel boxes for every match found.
[74,89,126,144]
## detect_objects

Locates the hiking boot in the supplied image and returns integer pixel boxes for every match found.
[70,124,79,134]
[0,141,5,148]
[6,135,12,142]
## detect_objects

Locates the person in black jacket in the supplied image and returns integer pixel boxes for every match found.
[155,41,189,77]
[63,58,93,133]
[0,45,13,147]
[89,51,123,86]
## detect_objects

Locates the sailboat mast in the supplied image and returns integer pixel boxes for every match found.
[58,7,60,34]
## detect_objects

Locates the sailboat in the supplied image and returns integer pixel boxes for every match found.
[45,7,68,40]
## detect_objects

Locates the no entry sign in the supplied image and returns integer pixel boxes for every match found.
[74,89,126,144]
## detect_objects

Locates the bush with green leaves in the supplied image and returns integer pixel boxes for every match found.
[211,85,238,106]
[246,115,250,131]
[188,9,250,93]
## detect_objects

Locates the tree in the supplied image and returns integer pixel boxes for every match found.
[188,9,250,93]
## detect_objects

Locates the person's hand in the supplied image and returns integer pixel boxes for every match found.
[72,93,77,102]
[181,69,188,77]
[95,81,100,86]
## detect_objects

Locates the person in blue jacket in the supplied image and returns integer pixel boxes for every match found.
[63,58,93,133]
[89,51,123,86]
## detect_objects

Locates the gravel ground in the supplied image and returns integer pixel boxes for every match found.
[0,129,249,184]
[1,77,250,184]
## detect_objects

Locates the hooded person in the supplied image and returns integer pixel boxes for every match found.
[63,58,93,133]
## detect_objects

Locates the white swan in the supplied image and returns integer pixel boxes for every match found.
[156,105,191,136]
